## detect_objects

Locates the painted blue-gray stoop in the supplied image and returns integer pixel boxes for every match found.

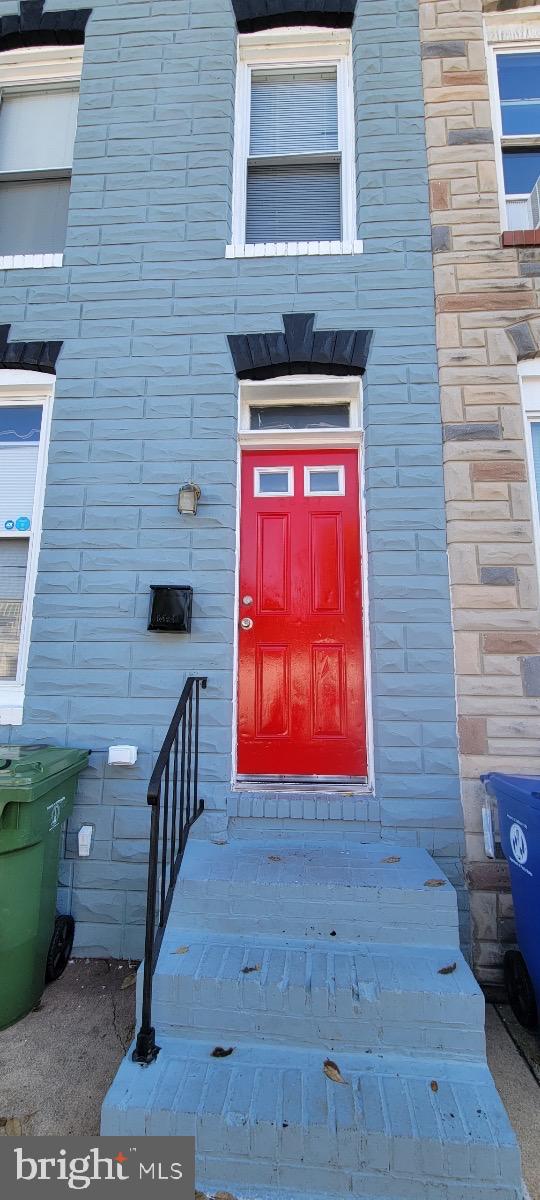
[102,837,524,1198]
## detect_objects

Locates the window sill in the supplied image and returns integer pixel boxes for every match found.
[0,253,63,271]
[226,239,363,259]
[502,230,540,247]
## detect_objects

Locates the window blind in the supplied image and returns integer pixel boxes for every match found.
[0,88,79,174]
[246,161,341,243]
[0,177,71,253]
[250,69,338,157]
[0,442,40,530]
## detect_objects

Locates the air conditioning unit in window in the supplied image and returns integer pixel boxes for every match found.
[530,177,540,229]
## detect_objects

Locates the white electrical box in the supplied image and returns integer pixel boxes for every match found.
[108,744,138,766]
[78,825,93,857]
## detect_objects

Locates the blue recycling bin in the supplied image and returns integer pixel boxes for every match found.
[482,772,540,1029]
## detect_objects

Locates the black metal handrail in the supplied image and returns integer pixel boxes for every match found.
[133,675,207,1065]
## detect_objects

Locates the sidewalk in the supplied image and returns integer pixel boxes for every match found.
[0,960,538,1198]
[486,1003,540,1200]
[0,959,135,1138]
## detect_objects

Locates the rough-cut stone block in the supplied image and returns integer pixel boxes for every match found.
[483,632,540,655]
[442,71,487,87]
[444,422,501,441]
[471,461,527,483]
[448,129,494,146]
[438,291,534,312]
[466,860,511,892]
[430,180,449,210]
[458,716,487,755]
[521,656,540,697]
[480,567,518,586]
[506,320,538,360]
[421,40,467,59]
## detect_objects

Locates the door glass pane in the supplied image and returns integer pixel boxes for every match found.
[497,53,540,137]
[246,161,341,243]
[305,467,344,495]
[250,404,349,430]
[250,69,338,157]
[502,148,540,195]
[0,539,28,680]
[0,178,71,254]
[255,468,293,495]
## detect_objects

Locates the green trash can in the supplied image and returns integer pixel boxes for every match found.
[0,745,89,1031]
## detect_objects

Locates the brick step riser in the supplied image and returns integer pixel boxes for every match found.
[168,898,460,947]
[107,1106,521,1200]
[151,1004,486,1059]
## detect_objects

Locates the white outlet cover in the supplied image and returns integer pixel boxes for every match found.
[108,745,138,766]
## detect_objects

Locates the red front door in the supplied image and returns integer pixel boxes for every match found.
[237,448,367,778]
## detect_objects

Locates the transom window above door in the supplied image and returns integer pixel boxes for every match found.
[239,376,362,445]
[250,403,350,430]
[228,29,360,259]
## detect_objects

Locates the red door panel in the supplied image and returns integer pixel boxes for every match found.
[238,448,367,778]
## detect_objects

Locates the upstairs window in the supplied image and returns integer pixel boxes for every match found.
[490,41,540,230]
[229,29,359,258]
[0,46,82,267]
[247,68,340,243]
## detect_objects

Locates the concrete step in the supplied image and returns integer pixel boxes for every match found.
[101,1036,522,1200]
[169,838,460,947]
[150,928,485,1058]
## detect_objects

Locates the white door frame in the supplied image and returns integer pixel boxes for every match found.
[231,375,374,793]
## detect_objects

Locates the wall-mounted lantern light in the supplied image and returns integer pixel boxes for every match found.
[177,481,201,516]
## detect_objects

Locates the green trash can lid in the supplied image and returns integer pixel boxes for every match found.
[0,745,89,790]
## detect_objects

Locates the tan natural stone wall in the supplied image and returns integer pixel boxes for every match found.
[418,0,540,988]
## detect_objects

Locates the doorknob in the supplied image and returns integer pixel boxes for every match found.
[240,617,254,630]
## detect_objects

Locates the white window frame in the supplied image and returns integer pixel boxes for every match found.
[254,464,295,496]
[0,44,83,270]
[485,14,540,232]
[304,463,345,495]
[239,374,362,446]
[227,27,361,259]
[519,360,540,591]
[0,370,54,725]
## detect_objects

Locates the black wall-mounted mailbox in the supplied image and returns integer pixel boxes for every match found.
[148,585,193,633]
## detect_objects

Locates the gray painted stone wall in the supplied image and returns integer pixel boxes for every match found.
[0,0,464,959]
